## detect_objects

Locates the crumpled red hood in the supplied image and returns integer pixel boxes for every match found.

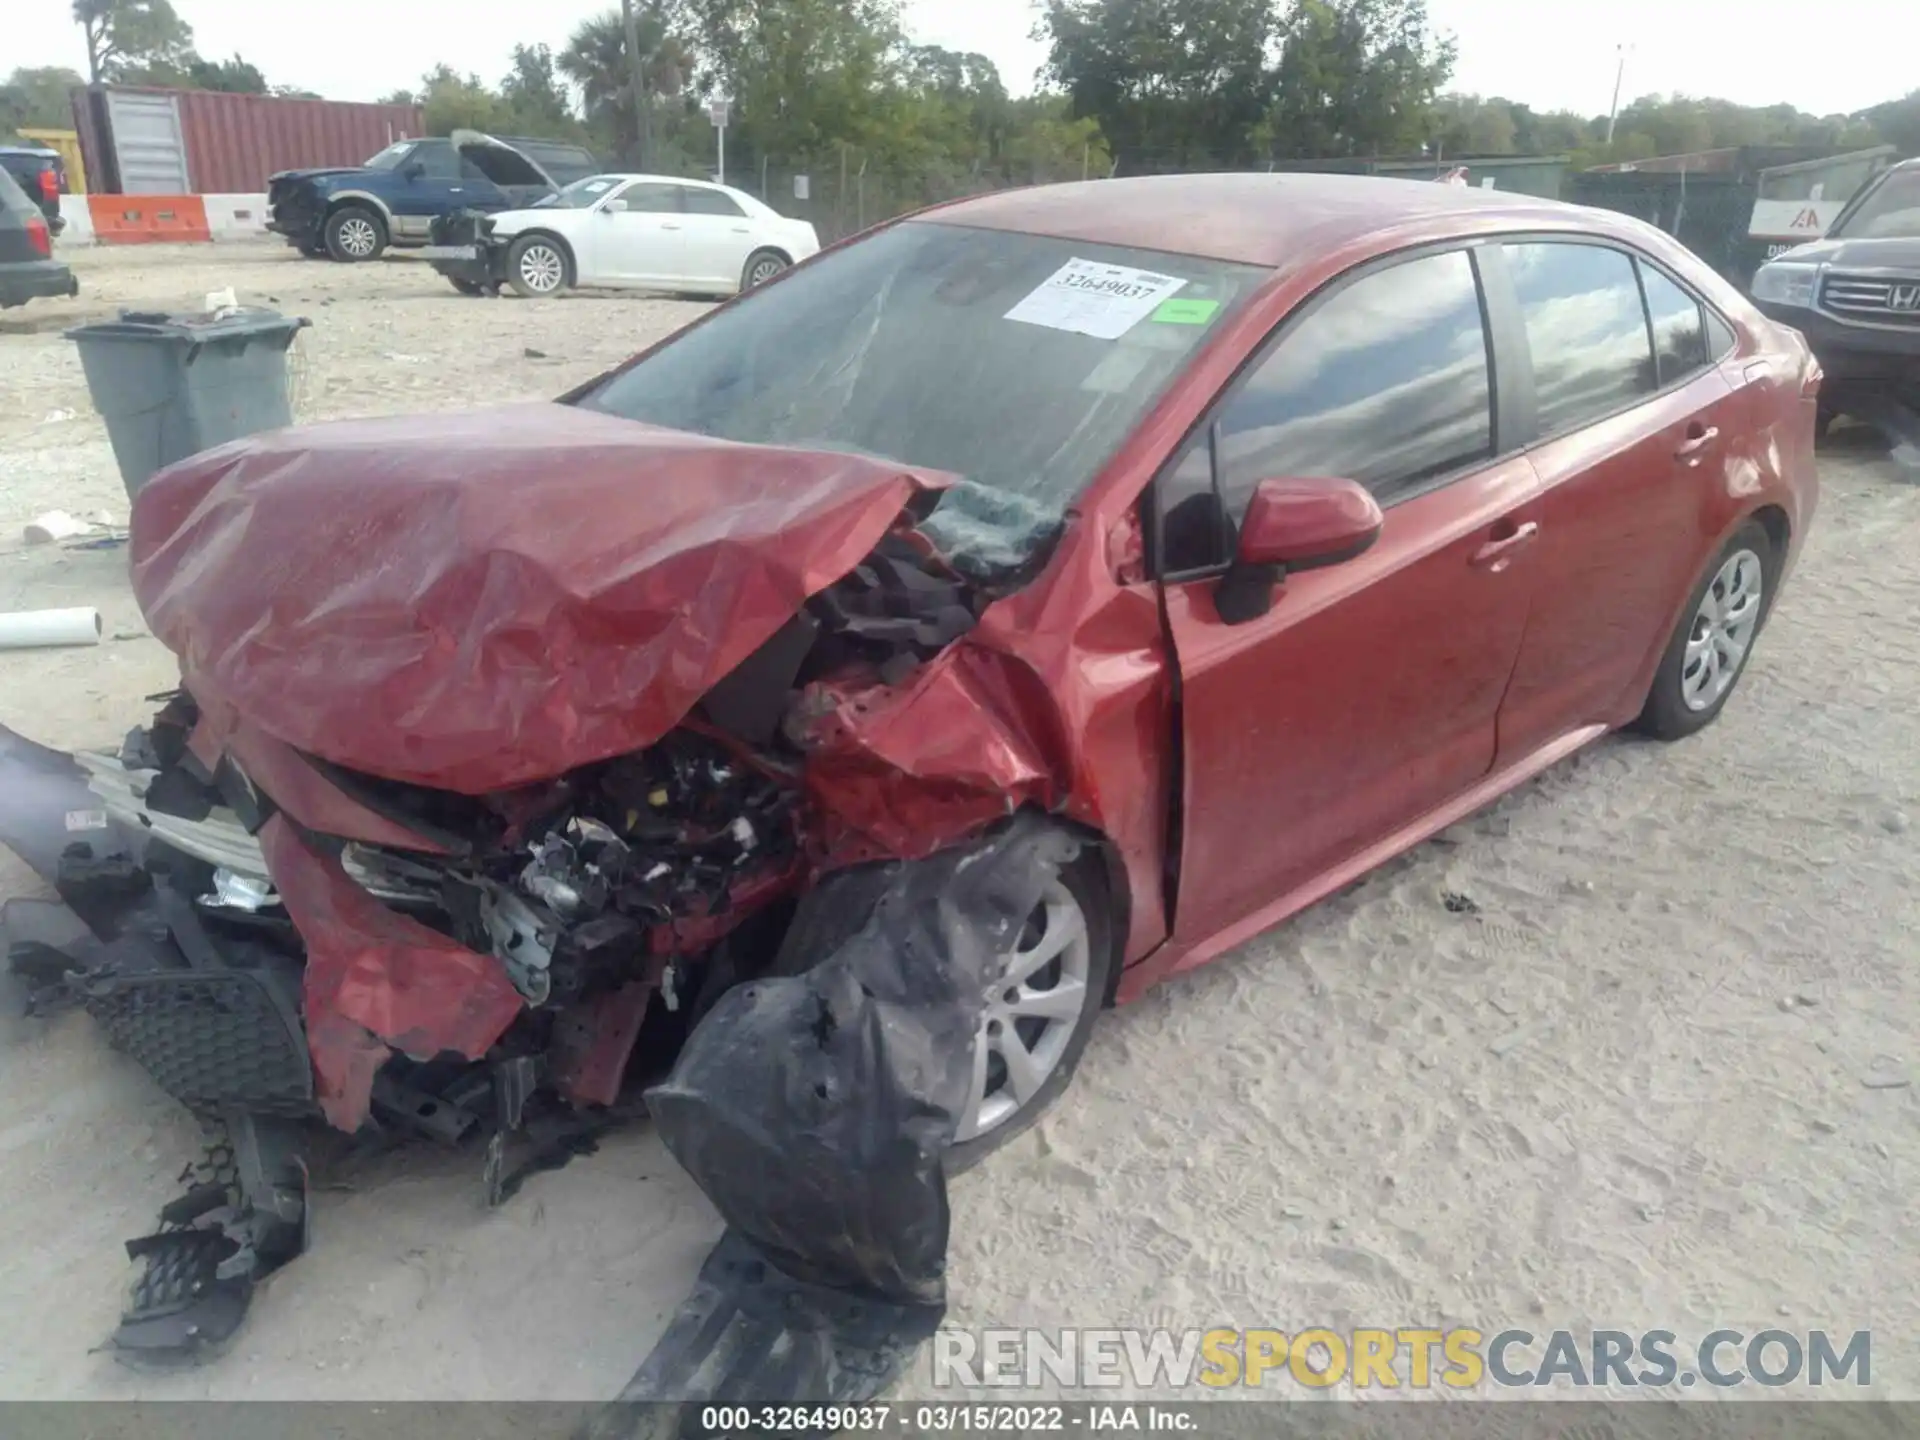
[130,403,927,793]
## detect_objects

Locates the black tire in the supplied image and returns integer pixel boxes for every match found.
[324,205,386,263]
[447,277,484,296]
[740,248,790,291]
[1635,519,1778,741]
[506,234,572,299]
[298,243,327,260]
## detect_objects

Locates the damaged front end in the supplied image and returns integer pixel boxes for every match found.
[424,208,506,292]
[2,410,1090,1378]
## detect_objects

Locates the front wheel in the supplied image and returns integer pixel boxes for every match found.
[1635,519,1777,741]
[324,205,385,263]
[447,277,485,296]
[945,851,1113,1171]
[506,235,570,298]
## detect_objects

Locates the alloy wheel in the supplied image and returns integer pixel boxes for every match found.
[747,256,787,286]
[336,217,377,259]
[1681,547,1764,711]
[518,243,566,294]
[954,877,1093,1144]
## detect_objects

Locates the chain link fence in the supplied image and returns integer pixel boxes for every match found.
[722,148,1107,243]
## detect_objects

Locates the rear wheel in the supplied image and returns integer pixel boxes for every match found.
[507,235,570,298]
[324,205,386,263]
[740,248,790,290]
[1635,519,1776,740]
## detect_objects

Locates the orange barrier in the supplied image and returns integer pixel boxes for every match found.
[86,194,212,245]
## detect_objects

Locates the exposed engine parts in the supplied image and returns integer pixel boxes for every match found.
[415,731,802,1010]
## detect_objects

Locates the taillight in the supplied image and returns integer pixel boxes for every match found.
[38,168,59,201]
[25,214,51,258]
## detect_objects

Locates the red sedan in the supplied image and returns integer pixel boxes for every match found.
[9,173,1818,1357]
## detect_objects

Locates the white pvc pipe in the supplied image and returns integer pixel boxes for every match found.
[0,607,103,650]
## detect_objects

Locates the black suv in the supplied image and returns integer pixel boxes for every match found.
[1751,157,1920,447]
[0,162,78,309]
[0,145,67,237]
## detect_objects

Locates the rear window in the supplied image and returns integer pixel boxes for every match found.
[0,165,35,215]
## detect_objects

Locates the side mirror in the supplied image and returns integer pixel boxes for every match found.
[400,160,425,181]
[602,198,629,214]
[1215,477,1383,624]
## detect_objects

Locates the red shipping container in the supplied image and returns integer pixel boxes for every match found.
[72,85,425,195]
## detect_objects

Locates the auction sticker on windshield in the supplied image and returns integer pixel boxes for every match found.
[1006,258,1190,340]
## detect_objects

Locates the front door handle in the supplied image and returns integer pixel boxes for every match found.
[1675,424,1720,460]
[1469,520,1540,571]
[662,222,683,230]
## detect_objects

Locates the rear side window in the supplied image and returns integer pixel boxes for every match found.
[1638,263,1710,385]
[1505,242,1656,434]
[682,187,748,217]
[1156,249,1494,572]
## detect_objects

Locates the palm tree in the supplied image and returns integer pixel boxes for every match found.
[560,7,686,168]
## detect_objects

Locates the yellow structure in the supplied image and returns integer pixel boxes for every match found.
[17,128,88,195]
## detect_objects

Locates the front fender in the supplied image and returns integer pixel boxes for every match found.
[315,188,396,226]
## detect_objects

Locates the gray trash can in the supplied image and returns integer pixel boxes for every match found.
[66,309,309,501]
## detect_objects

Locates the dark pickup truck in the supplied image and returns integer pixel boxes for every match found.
[0,162,77,309]
[268,131,582,262]
[1751,157,1920,453]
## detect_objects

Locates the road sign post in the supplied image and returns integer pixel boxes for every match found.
[708,98,731,186]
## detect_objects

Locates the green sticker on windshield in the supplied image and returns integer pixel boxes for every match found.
[1151,297,1221,325]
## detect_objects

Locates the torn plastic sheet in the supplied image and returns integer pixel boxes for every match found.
[128,403,933,794]
[918,480,1065,585]
[255,814,522,1130]
[646,813,1079,1306]
[583,1230,945,1432]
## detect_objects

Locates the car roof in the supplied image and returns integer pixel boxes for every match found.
[927,172,1603,269]
[0,146,59,158]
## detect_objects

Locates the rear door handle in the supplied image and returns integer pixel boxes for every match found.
[1469,520,1539,570]
[1675,425,1720,459]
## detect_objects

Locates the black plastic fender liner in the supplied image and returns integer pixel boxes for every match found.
[646,813,1079,1309]
[580,1229,944,1437]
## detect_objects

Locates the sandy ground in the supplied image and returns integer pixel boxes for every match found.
[1,241,1916,1402]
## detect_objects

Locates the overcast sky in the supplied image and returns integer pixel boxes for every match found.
[15,0,1911,120]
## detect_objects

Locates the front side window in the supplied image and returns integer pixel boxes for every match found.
[579,221,1263,576]
[1506,242,1657,434]
[1157,249,1494,572]
[614,182,683,214]
[1639,263,1710,386]
[409,141,460,179]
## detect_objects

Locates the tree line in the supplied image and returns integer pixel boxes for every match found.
[4,0,1917,195]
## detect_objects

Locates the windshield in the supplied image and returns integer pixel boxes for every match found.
[363,142,415,171]
[1835,169,1920,239]
[537,175,624,209]
[578,221,1262,573]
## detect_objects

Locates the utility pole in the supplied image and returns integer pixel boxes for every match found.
[621,0,651,171]
[1604,44,1631,147]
